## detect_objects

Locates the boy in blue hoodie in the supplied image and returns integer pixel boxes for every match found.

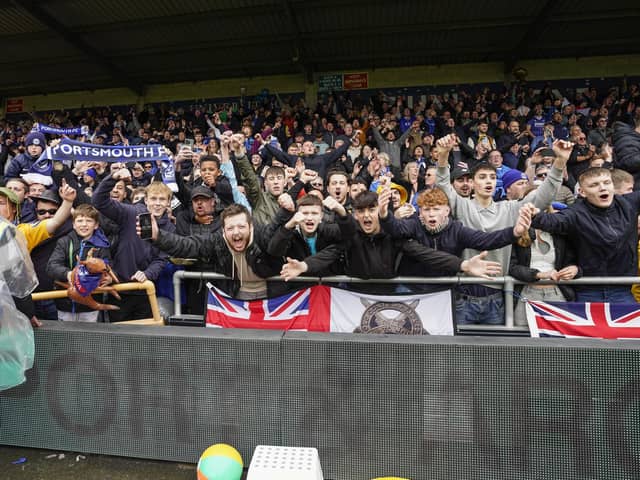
[46,204,113,322]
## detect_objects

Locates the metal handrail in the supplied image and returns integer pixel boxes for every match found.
[172,271,640,330]
[32,280,163,325]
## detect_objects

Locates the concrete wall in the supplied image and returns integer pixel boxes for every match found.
[1,322,640,479]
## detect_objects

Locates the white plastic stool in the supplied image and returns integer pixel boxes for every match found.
[247,445,323,480]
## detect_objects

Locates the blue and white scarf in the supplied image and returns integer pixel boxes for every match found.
[35,138,176,189]
[32,123,89,136]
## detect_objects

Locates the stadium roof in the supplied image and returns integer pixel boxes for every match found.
[1,0,638,97]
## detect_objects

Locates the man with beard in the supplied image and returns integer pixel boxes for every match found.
[323,169,351,222]
[451,167,473,198]
[142,203,281,300]
[174,185,221,314]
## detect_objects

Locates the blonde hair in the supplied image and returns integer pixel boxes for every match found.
[377,152,391,167]
[145,182,172,200]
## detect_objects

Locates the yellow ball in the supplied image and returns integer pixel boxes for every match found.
[197,444,243,480]
[372,477,411,480]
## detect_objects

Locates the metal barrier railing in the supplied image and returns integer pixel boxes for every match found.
[31,280,163,325]
[172,271,640,331]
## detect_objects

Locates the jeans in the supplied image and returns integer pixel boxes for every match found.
[575,286,637,304]
[455,291,504,325]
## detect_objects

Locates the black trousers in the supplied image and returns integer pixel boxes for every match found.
[106,292,151,322]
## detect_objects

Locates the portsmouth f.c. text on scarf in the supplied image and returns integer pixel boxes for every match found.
[33,137,177,190]
[31,123,89,137]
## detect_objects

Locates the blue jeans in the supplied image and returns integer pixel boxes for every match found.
[455,292,504,325]
[575,287,637,303]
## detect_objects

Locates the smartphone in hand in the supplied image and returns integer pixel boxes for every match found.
[138,213,153,241]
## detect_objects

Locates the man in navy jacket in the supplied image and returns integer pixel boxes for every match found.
[532,166,640,302]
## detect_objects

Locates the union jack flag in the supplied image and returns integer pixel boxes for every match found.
[206,284,330,331]
[526,301,640,339]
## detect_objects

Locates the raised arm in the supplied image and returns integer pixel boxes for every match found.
[458,203,533,250]
[522,139,571,210]
[231,134,261,208]
[264,143,296,167]
[378,186,419,238]
[92,170,132,223]
[46,181,76,235]
[318,140,350,167]
[218,132,251,210]
[434,134,458,212]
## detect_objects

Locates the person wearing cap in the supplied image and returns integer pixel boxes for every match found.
[81,167,98,195]
[435,134,570,325]
[176,185,220,234]
[5,132,47,179]
[376,180,412,219]
[174,184,221,314]
[510,202,580,326]
[21,172,54,201]
[451,167,473,198]
[0,182,75,252]
[130,162,153,188]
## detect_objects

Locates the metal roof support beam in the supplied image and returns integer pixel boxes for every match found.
[504,0,556,75]
[281,0,313,82]
[9,0,144,96]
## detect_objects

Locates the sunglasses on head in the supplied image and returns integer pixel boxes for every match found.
[37,208,57,215]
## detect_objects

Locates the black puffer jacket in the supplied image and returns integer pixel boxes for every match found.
[531,194,640,278]
[612,121,640,189]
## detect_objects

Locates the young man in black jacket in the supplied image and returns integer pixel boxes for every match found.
[280,191,502,294]
[532,166,640,302]
[267,193,342,289]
